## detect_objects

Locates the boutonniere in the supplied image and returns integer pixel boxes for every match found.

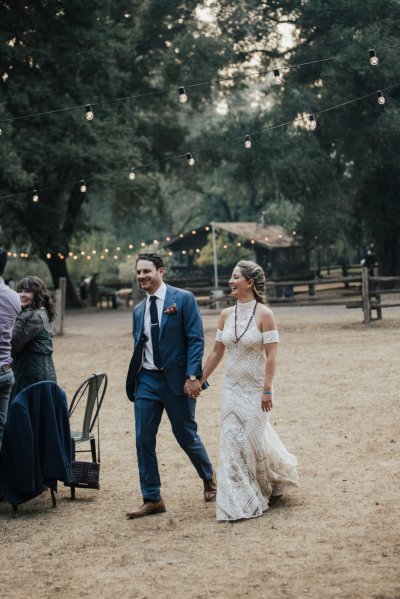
[164,303,177,315]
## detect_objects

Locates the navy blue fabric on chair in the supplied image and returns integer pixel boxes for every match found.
[0,381,71,510]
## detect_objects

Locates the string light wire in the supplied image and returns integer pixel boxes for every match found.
[1,42,400,125]
[1,81,398,202]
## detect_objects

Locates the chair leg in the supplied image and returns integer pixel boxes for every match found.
[70,438,76,499]
[51,488,57,508]
[71,438,76,460]
[90,438,97,462]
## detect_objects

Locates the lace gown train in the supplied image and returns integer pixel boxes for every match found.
[216,300,298,521]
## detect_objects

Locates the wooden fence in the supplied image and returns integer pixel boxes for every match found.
[348,269,400,323]
[92,269,400,324]
[266,269,400,323]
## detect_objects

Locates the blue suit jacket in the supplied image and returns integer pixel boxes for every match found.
[126,285,205,401]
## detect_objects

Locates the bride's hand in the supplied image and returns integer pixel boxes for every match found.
[261,395,273,412]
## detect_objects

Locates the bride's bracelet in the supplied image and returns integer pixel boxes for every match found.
[263,391,273,395]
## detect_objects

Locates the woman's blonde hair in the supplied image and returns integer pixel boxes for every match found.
[236,260,267,304]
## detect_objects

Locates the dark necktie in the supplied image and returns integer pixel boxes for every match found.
[149,295,162,369]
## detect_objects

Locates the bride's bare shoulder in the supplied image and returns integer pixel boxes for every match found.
[257,303,277,329]
[218,305,234,328]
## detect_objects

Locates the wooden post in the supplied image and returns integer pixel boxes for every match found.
[55,277,67,335]
[211,222,221,309]
[361,268,370,324]
[372,266,382,320]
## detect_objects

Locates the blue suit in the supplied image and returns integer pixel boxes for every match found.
[126,285,213,502]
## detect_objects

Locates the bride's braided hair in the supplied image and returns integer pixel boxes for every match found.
[236,260,266,304]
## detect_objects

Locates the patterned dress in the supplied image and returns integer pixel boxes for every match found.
[216,299,298,521]
[10,307,56,400]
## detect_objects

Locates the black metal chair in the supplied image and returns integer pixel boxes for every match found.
[67,372,107,499]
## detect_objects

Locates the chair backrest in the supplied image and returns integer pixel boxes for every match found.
[68,373,108,439]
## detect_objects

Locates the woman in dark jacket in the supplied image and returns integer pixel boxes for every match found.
[10,276,56,400]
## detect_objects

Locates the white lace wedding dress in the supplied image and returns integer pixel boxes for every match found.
[215,299,299,521]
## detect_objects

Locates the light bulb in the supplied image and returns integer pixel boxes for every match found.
[32,189,39,203]
[80,180,87,193]
[186,152,195,166]
[0,128,2,136]
[273,68,282,85]
[369,49,378,66]
[244,135,252,149]
[179,87,188,103]
[85,104,94,120]
[377,90,385,105]
[308,114,317,130]
[128,167,136,180]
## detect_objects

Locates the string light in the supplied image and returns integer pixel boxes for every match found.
[273,69,282,85]
[369,49,379,66]
[244,135,252,149]
[308,114,317,130]
[128,167,136,180]
[2,82,400,202]
[179,87,188,103]
[32,190,39,203]
[3,43,399,129]
[377,90,386,105]
[85,104,94,120]
[3,227,321,261]
[80,180,87,193]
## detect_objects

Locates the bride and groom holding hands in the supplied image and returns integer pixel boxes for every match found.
[126,252,298,522]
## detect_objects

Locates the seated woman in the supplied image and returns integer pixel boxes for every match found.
[10,276,56,400]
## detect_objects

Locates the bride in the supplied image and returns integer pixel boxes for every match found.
[200,260,299,521]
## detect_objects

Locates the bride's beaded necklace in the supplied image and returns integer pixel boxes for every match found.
[234,300,257,343]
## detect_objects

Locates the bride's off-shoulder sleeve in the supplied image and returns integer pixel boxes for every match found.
[215,328,223,342]
[262,330,279,344]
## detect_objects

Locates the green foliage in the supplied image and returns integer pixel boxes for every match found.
[2,0,400,290]
[195,233,253,268]
[0,0,227,301]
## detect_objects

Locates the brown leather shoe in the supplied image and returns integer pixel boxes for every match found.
[126,499,166,519]
[203,472,217,502]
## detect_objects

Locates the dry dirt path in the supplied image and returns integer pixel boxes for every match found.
[1,304,399,599]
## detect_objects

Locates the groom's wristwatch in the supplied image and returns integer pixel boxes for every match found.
[188,375,197,381]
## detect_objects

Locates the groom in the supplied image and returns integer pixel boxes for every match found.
[126,252,216,518]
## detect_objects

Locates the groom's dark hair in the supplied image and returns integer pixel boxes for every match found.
[136,252,164,270]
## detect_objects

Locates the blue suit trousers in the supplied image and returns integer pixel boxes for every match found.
[134,369,213,502]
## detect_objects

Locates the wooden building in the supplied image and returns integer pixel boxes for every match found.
[160,222,307,279]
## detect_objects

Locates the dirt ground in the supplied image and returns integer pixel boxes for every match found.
[1,303,399,599]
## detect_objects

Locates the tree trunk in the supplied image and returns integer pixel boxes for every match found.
[381,227,400,276]
[44,257,81,307]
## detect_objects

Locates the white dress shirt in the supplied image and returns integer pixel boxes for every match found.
[142,282,167,370]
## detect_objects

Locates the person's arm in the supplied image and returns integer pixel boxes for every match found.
[11,310,42,355]
[260,308,279,413]
[183,291,205,377]
[199,308,229,385]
